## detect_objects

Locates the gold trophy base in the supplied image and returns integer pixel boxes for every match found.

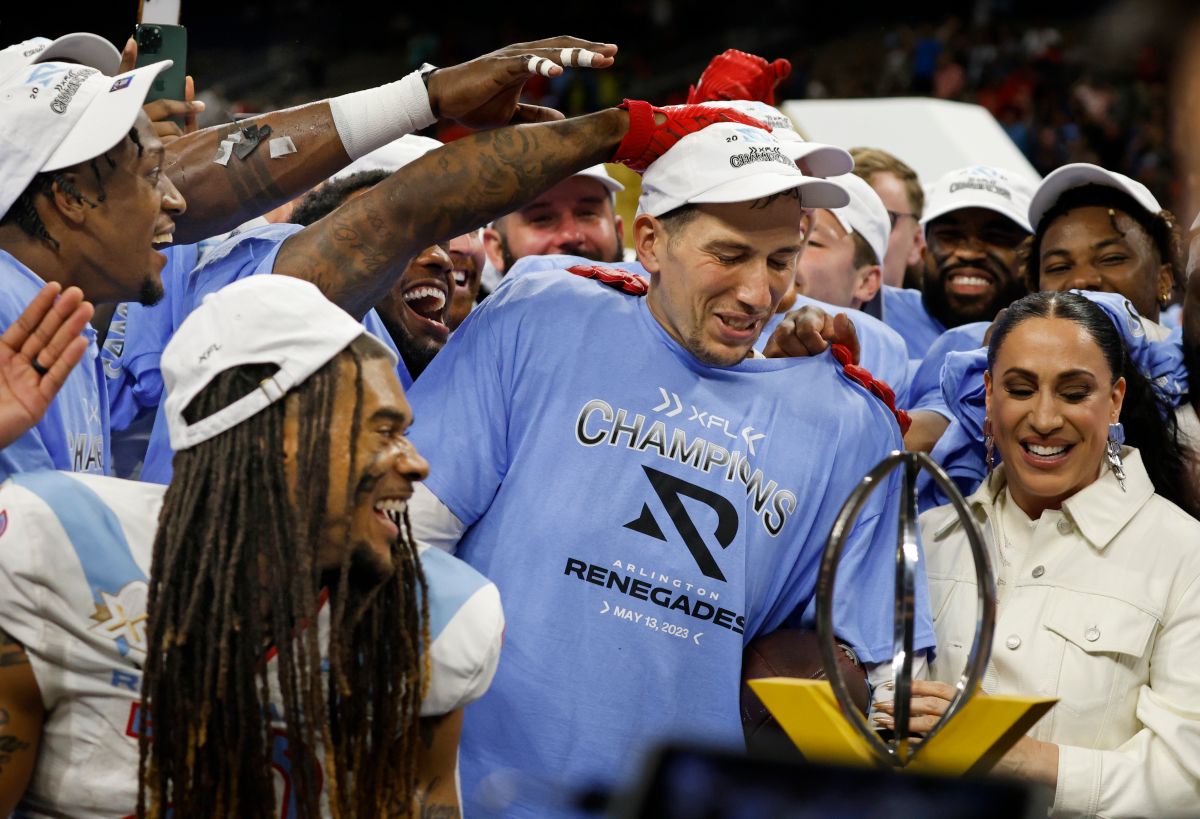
[747,678,1056,776]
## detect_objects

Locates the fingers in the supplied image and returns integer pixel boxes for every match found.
[831,312,860,364]
[510,103,566,124]
[119,37,137,74]
[184,75,198,134]
[152,121,184,141]
[508,36,618,58]
[143,98,206,124]
[524,55,562,78]
[910,680,959,700]
[1,282,62,352]
[37,303,94,399]
[761,311,830,358]
[19,286,89,366]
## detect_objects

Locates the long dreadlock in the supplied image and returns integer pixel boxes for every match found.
[138,335,430,818]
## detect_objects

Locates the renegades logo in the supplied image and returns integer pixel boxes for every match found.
[624,465,738,582]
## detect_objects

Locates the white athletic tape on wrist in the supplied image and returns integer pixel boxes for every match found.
[329,71,436,161]
[526,56,555,77]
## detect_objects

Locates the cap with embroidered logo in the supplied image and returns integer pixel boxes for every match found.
[638,121,849,218]
[921,165,1036,234]
[697,100,853,178]
[162,275,397,451]
[0,59,171,219]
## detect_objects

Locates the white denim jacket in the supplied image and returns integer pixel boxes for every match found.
[921,448,1200,818]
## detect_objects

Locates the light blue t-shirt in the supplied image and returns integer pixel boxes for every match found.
[0,250,109,481]
[882,285,946,362]
[907,322,988,416]
[137,223,406,484]
[756,295,913,406]
[506,255,914,404]
[406,268,934,817]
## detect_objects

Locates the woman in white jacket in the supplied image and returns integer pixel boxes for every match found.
[877,291,1200,817]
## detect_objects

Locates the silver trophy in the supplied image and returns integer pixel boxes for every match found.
[816,450,996,767]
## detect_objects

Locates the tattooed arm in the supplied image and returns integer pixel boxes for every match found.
[398,710,465,819]
[0,628,44,815]
[273,109,627,318]
[164,36,618,246]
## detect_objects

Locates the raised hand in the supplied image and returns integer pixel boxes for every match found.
[427,36,618,128]
[762,306,860,362]
[611,100,771,172]
[687,49,792,106]
[118,36,205,143]
[0,284,94,450]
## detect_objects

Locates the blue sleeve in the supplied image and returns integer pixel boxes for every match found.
[405,300,511,526]
[791,466,936,664]
[103,243,199,432]
[908,323,988,413]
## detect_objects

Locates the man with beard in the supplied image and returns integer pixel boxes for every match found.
[882,165,1034,361]
[0,274,504,816]
[481,165,626,286]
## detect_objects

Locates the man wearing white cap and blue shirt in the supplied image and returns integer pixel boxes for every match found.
[0,58,183,481]
[883,164,1036,363]
[405,120,933,816]
[0,273,503,816]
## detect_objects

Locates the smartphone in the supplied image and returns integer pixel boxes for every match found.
[134,23,187,107]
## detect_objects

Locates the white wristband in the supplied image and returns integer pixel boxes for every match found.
[328,70,436,161]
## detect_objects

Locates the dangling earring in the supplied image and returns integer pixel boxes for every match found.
[984,417,995,472]
[1106,422,1126,492]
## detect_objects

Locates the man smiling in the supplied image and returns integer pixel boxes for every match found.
[883,165,1035,360]
[406,121,932,816]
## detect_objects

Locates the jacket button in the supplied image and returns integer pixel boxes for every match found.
[1056,518,1072,535]
[1085,627,1100,642]
[1032,565,1045,578]
[1006,635,1021,650]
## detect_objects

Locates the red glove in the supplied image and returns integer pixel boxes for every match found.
[830,344,912,436]
[567,264,648,296]
[687,49,792,105]
[612,99,771,173]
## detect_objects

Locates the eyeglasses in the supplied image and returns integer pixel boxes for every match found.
[887,210,918,230]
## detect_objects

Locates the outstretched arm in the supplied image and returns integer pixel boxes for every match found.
[0,629,44,816]
[274,108,626,318]
[162,36,617,245]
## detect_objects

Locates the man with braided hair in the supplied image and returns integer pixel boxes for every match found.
[0,274,504,817]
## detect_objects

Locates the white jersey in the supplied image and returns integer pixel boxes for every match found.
[0,471,503,818]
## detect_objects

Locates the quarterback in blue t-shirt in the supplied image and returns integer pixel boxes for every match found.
[407,123,935,817]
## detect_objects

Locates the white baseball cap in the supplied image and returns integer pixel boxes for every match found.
[639,122,849,218]
[574,163,625,195]
[162,275,397,450]
[0,59,171,218]
[697,100,853,178]
[329,133,443,183]
[826,172,890,267]
[1028,163,1162,233]
[0,34,121,84]
[922,165,1035,234]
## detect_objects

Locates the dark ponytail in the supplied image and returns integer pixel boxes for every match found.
[988,291,1197,516]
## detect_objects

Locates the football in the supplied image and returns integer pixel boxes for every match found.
[740,628,870,756]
